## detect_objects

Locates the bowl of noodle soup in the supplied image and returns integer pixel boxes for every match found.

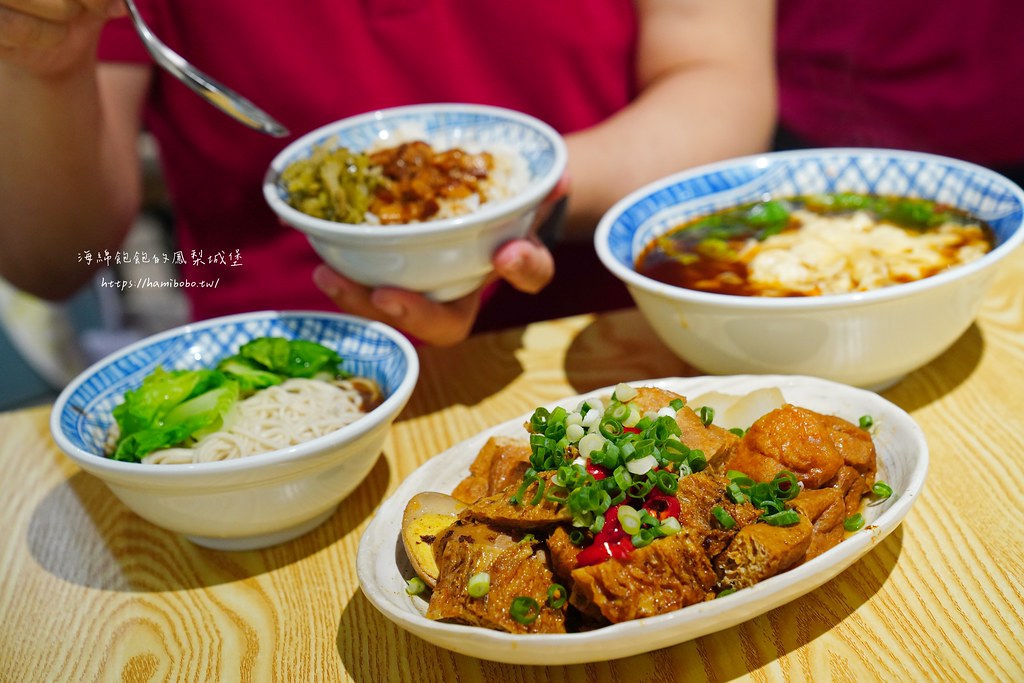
[595,148,1024,390]
[50,311,418,551]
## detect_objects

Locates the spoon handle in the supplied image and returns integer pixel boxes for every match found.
[123,0,289,138]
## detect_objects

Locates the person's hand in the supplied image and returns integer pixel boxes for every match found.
[312,174,570,346]
[0,0,124,78]
[312,238,553,346]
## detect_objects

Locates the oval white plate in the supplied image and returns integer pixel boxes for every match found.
[356,375,928,664]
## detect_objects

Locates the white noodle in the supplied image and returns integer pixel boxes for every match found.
[141,377,378,465]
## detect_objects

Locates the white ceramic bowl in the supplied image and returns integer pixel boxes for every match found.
[595,148,1024,390]
[50,311,418,551]
[356,375,928,664]
[263,103,568,302]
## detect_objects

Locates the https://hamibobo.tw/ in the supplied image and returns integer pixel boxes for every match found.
[100,276,221,291]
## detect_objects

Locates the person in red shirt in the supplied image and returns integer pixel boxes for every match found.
[0,1,776,345]
[774,0,1024,186]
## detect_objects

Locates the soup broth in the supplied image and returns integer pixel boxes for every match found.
[636,193,995,297]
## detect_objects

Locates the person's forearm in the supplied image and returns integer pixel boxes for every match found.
[0,59,141,299]
[562,65,776,242]
[561,0,777,242]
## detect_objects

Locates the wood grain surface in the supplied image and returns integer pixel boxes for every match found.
[1,247,1022,683]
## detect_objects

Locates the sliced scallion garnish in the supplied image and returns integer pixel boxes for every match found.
[510,596,541,625]
[844,513,865,532]
[547,584,568,609]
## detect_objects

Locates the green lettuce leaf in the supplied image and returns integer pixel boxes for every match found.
[109,337,349,462]
[111,369,239,462]
[229,337,348,379]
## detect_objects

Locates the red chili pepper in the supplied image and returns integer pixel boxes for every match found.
[585,460,610,481]
[623,426,641,434]
[576,505,635,567]
[643,490,681,520]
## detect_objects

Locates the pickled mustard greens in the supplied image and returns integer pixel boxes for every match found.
[280,142,381,223]
[280,137,500,225]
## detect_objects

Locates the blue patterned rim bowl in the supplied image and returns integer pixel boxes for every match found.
[595,148,1024,391]
[50,311,419,551]
[263,103,568,302]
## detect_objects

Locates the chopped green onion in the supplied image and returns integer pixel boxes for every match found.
[613,465,633,491]
[509,472,536,505]
[626,453,658,475]
[728,427,746,437]
[529,407,550,433]
[623,405,642,428]
[654,470,679,494]
[608,402,631,422]
[762,509,800,526]
[711,505,736,529]
[871,481,893,499]
[599,417,624,439]
[770,471,800,502]
[566,423,585,442]
[510,596,541,625]
[578,432,606,459]
[858,415,874,430]
[627,477,655,500]
[717,588,737,598]
[547,584,568,609]
[698,406,715,426]
[631,527,658,549]
[686,449,707,473]
[613,383,638,402]
[844,513,865,532]
[726,470,754,486]
[639,510,661,528]
[669,398,685,411]
[405,577,426,596]
[617,505,642,536]
[467,572,490,598]
[569,528,586,546]
[726,481,748,505]
[529,478,547,506]
[659,516,682,536]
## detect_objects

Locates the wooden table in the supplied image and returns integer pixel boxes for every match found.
[2,248,1023,683]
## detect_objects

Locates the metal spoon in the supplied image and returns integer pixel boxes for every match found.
[123,0,289,138]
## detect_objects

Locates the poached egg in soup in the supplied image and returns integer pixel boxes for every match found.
[636,193,994,297]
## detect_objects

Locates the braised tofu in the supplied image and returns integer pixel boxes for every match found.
[715,514,813,591]
[427,519,567,633]
[451,436,533,504]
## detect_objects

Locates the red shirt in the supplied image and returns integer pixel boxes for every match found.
[99,1,638,320]
[776,0,1024,168]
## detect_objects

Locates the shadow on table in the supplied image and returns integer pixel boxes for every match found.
[25,449,393,592]
[400,328,527,420]
[563,309,697,394]
[563,310,984,412]
[335,526,902,682]
[882,323,983,412]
